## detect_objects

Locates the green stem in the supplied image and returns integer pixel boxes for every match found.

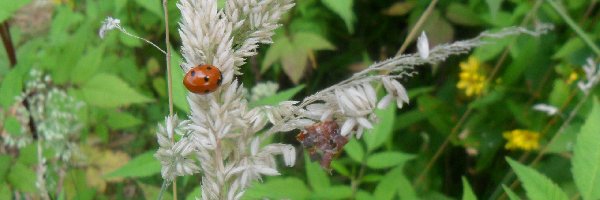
[546,0,600,57]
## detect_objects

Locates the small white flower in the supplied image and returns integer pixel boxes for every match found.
[98,17,121,39]
[417,31,429,59]
[577,58,599,94]
[533,103,558,116]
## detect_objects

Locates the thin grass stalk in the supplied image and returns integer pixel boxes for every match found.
[546,0,600,57]
[162,0,176,199]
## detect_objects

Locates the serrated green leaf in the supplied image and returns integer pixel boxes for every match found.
[0,68,23,108]
[71,45,106,85]
[138,182,172,200]
[185,186,201,200]
[397,169,417,200]
[8,162,37,193]
[502,185,522,200]
[343,138,364,163]
[572,99,600,200]
[313,185,353,199]
[374,166,403,200]
[104,151,161,178]
[462,177,477,200]
[0,184,11,200]
[105,111,142,129]
[81,73,153,108]
[3,117,22,136]
[261,36,292,73]
[293,32,336,51]
[356,190,374,200]
[169,49,190,112]
[506,157,568,200]
[250,84,305,108]
[305,153,330,192]
[243,178,310,199]
[446,3,483,26]
[485,0,503,19]
[366,151,414,169]
[134,0,163,17]
[364,104,395,151]
[552,38,584,59]
[281,41,308,84]
[0,155,11,182]
[0,0,32,22]
[321,0,355,33]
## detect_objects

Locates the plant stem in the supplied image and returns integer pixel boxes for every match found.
[0,21,16,67]
[395,0,439,56]
[546,0,600,57]
[162,0,176,199]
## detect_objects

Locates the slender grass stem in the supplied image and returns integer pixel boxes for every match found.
[395,0,439,56]
[162,0,176,199]
[546,0,600,57]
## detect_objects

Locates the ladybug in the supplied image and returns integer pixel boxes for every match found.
[183,64,223,94]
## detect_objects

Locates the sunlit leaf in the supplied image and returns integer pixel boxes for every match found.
[138,182,173,200]
[104,151,161,178]
[243,178,310,199]
[364,104,395,151]
[373,166,403,200]
[366,151,414,169]
[0,0,32,22]
[81,73,153,108]
[343,138,364,163]
[134,0,163,17]
[105,111,143,129]
[321,0,355,33]
[8,162,37,193]
[572,99,600,200]
[250,84,305,108]
[71,45,106,85]
[462,177,477,200]
[506,157,568,200]
[305,153,330,192]
[503,185,522,200]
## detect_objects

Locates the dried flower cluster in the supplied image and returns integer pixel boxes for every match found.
[577,58,600,94]
[154,0,551,198]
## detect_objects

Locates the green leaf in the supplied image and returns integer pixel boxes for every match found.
[243,178,310,199]
[305,153,330,192]
[549,80,569,107]
[0,68,23,108]
[502,185,522,200]
[0,155,11,182]
[397,169,418,200]
[104,151,161,178]
[261,36,292,73]
[170,49,190,112]
[343,138,364,163]
[485,0,503,19]
[506,157,568,200]
[81,73,153,108]
[321,0,355,33]
[185,186,201,200]
[105,111,143,129]
[138,182,172,200]
[572,99,600,200]
[313,185,353,199]
[3,117,22,136]
[366,152,414,169]
[7,162,37,193]
[0,0,32,22]
[364,104,395,151]
[71,45,106,85]
[445,3,483,26]
[293,32,336,51]
[373,166,403,200]
[0,184,11,200]
[462,177,477,200]
[250,84,305,108]
[552,38,584,59]
[281,39,308,84]
[134,0,163,17]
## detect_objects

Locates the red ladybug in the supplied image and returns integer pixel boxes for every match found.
[183,64,223,94]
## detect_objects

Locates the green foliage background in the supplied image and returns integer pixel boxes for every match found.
[1,0,600,199]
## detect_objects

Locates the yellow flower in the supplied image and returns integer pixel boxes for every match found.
[566,71,578,84]
[457,57,486,97]
[503,129,540,151]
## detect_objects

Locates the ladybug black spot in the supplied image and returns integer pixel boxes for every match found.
[217,77,222,85]
[191,71,195,76]
[204,76,209,82]
[206,66,212,70]
[204,90,210,93]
